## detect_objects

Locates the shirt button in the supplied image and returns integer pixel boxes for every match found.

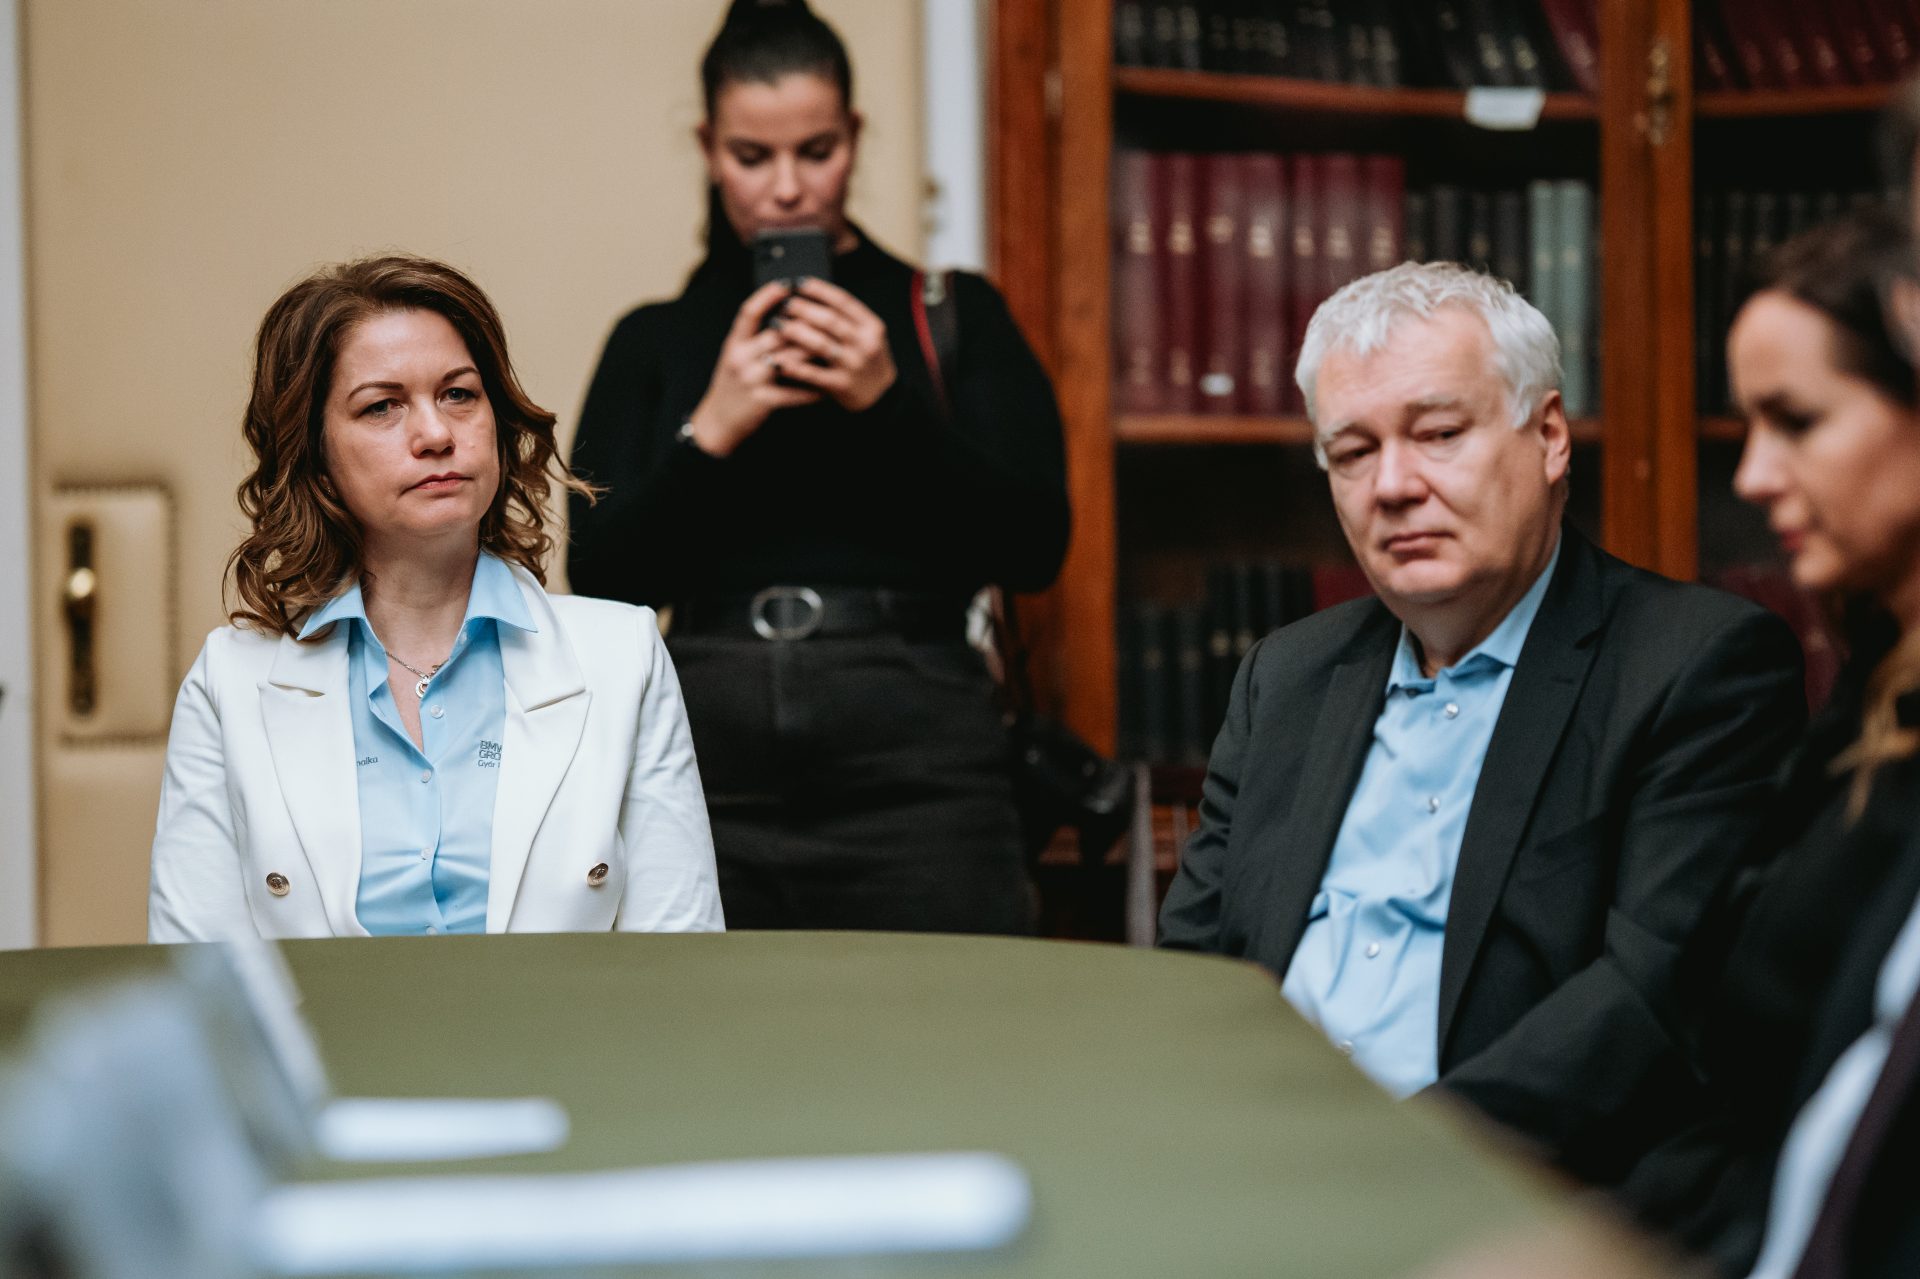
[420,769,432,783]
[429,705,444,719]
[1444,702,1460,718]
[420,848,432,861]
[426,926,438,935]
[1366,942,1381,959]
[1426,795,1441,813]
[1338,1040,1355,1056]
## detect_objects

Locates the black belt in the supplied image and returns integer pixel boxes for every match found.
[670,587,969,641]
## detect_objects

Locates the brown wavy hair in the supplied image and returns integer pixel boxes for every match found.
[227,255,594,637]
[1748,210,1920,814]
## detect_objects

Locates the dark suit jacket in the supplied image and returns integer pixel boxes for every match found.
[1618,656,1920,1276]
[1800,836,1920,1279]
[1158,528,1806,1182]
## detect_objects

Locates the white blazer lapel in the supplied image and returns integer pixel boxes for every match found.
[487,571,590,932]
[260,628,367,936]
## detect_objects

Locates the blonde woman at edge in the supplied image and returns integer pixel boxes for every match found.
[150,255,722,940]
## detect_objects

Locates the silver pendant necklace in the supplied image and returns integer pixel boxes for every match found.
[389,652,446,700]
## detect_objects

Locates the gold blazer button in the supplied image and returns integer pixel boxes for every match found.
[265,872,290,897]
[586,863,610,888]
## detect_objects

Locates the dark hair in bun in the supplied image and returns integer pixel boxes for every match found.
[701,0,853,117]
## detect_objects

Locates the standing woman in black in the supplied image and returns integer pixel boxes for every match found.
[567,0,1069,933]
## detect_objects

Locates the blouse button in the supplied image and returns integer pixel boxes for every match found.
[586,863,610,888]
[429,705,444,719]
[265,872,290,897]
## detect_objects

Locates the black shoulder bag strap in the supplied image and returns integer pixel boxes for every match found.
[911,269,1031,711]
[908,270,1133,862]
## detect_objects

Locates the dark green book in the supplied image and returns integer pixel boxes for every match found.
[1404,190,1431,263]
[1493,189,1527,295]
[1172,605,1211,766]
[1555,179,1594,418]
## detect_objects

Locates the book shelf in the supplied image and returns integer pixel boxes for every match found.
[1116,414,1608,446]
[1115,67,1601,120]
[988,1,1901,934]
[1696,84,1895,118]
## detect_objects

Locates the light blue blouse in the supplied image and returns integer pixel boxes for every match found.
[1282,541,1559,1097]
[298,553,536,936]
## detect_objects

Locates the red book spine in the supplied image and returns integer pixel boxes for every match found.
[1753,0,1814,87]
[1287,153,1322,416]
[1311,563,1373,611]
[1717,1,1784,89]
[1319,153,1364,302]
[1242,154,1288,417]
[1111,150,1162,415]
[1538,0,1600,93]
[1712,565,1842,712]
[1695,23,1737,92]
[1868,0,1920,74]
[1161,152,1203,415]
[1785,0,1855,84]
[1825,0,1882,83]
[1361,155,1405,277]
[1693,0,1740,89]
[1200,154,1246,415]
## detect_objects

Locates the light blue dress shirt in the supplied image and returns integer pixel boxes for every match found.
[1282,541,1560,1097]
[298,553,536,937]
[1745,878,1920,1278]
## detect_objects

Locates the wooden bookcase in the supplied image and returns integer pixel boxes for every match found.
[987,0,1898,759]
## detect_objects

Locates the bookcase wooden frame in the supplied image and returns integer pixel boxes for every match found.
[987,0,1897,753]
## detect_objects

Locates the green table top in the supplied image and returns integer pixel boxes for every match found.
[0,933,1605,1277]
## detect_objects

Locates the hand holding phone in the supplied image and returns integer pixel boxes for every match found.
[683,281,825,457]
[767,277,898,413]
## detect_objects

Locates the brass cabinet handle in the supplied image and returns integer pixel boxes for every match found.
[63,523,97,716]
[1640,36,1675,148]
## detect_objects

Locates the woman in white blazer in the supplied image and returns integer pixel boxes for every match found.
[150,255,723,941]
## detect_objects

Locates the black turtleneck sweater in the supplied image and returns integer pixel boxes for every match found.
[566,227,1070,607]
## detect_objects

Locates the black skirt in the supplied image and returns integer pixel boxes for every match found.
[667,633,1033,934]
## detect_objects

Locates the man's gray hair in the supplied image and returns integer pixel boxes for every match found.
[1295,261,1563,466]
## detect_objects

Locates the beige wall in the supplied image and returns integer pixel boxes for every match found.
[25,0,924,943]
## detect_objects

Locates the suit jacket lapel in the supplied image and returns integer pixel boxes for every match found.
[1437,532,1605,1051]
[486,570,591,933]
[260,627,365,936]
[1248,612,1396,968]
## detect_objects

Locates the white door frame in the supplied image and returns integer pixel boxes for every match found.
[1,0,38,950]
[921,0,987,271]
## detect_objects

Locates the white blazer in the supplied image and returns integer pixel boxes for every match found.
[149,565,724,940]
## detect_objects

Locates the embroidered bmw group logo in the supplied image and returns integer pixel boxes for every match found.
[477,740,502,768]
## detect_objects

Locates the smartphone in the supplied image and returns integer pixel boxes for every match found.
[751,229,834,380]
[752,227,834,292]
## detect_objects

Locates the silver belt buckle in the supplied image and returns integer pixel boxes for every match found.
[750,586,825,640]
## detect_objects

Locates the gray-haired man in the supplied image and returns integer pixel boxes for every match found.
[1160,262,1804,1182]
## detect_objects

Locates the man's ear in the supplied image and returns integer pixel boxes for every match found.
[1536,390,1573,487]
